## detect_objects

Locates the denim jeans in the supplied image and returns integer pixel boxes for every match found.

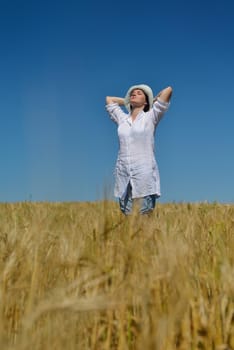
[119,182,157,215]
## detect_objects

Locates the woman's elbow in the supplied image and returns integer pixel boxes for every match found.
[166,86,173,94]
[106,96,112,104]
[165,86,173,100]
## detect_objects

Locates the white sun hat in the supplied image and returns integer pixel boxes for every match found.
[124,84,154,112]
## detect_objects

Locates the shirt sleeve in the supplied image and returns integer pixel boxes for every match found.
[150,99,170,126]
[106,103,128,125]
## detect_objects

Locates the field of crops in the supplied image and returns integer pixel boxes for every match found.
[0,201,233,349]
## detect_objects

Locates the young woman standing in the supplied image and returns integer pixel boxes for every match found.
[106,84,172,215]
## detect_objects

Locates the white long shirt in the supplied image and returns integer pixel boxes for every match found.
[106,99,170,199]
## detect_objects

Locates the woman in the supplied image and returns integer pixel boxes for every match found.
[106,84,172,215]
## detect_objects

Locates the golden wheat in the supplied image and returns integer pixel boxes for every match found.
[0,201,233,349]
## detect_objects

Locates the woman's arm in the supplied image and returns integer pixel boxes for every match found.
[106,96,128,124]
[153,86,173,103]
[106,96,125,105]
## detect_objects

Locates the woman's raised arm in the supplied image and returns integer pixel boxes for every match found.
[154,86,173,103]
[106,96,125,105]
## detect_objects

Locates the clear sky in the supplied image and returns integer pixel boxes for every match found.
[0,0,234,203]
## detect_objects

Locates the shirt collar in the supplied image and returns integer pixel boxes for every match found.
[127,110,145,125]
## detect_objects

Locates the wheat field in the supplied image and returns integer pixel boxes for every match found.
[0,201,233,349]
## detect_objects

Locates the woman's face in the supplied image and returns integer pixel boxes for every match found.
[130,89,147,108]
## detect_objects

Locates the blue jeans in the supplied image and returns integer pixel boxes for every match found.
[119,182,157,215]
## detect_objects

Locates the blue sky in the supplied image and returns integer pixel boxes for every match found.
[0,0,233,203]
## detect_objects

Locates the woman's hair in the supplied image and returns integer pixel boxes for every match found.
[130,89,150,112]
[143,92,150,112]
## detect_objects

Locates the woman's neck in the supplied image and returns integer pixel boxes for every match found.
[130,106,144,121]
